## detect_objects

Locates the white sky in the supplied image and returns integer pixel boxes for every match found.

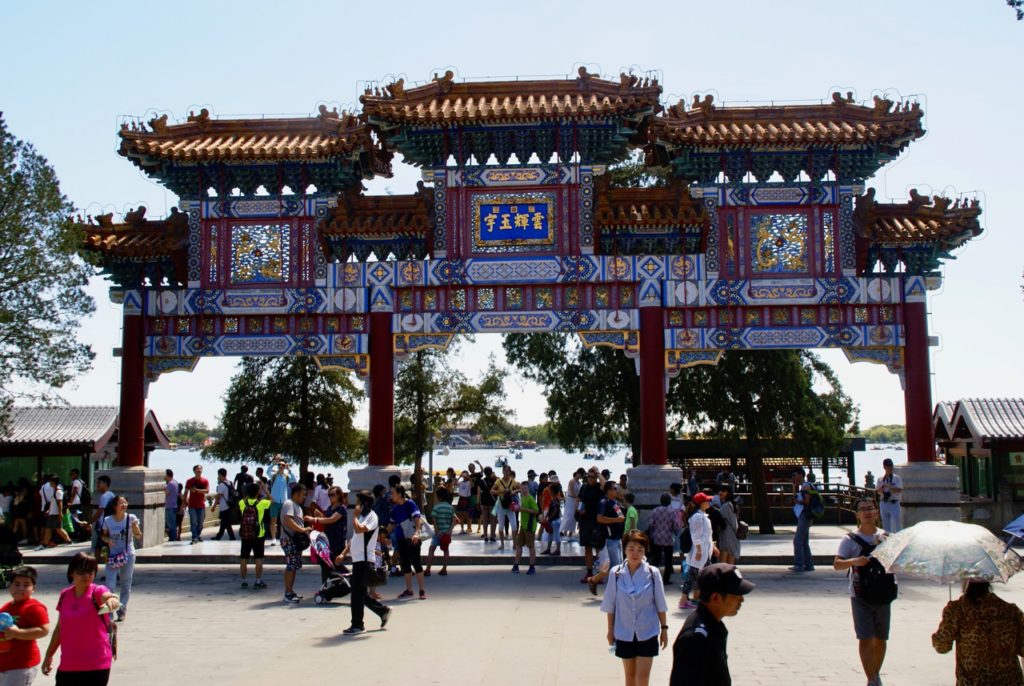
[2,1,1021,431]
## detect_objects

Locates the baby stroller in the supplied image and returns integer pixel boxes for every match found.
[310,531,351,605]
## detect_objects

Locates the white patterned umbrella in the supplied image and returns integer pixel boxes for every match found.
[872,520,1024,584]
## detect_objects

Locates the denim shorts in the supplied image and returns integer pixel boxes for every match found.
[851,596,891,640]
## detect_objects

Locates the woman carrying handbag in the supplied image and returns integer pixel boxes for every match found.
[99,497,141,622]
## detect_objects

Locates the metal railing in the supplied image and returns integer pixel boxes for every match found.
[731,481,877,526]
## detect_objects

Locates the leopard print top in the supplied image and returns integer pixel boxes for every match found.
[932,593,1024,686]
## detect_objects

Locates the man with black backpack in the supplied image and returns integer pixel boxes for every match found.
[834,498,897,686]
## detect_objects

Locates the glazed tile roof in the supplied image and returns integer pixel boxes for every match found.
[650,93,925,150]
[950,399,1024,441]
[1,406,117,445]
[119,107,379,166]
[594,179,707,229]
[854,188,982,246]
[360,68,662,125]
[318,186,433,261]
[320,185,433,236]
[934,401,957,439]
[81,207,189,259]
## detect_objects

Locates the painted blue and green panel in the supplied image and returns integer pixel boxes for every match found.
[230,223,290,285]
[750,213,808,274]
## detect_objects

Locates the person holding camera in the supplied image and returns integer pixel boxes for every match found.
[490,465,519,550]
[876,458,903,533]
[268,457,296,544]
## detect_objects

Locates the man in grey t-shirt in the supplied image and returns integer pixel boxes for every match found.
[280,483,311,603]
[834,499,892,686]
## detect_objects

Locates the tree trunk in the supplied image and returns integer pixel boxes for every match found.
[622,354,642,467]
[298,360,311,479]
[746,437,774,535]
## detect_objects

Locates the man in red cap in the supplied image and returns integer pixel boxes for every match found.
[671,563,755,685]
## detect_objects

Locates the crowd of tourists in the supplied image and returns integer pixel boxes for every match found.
[0,457,1020,685]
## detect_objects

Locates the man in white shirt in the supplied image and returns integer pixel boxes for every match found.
[68,469,86,518]
[876,458,903,533]
[37,474,70,549]
[214,468,236,541]
[343,490,391,635]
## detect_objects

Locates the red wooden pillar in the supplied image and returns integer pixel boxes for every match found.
[638,306,668,465]
[903,300,934,463]
[368,312,395,467]
[118,313,146,467]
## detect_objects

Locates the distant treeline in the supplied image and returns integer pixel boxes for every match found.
[167,420,223,446]
[860,424,906,444]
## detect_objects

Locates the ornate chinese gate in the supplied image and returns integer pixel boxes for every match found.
[83,69,982,521]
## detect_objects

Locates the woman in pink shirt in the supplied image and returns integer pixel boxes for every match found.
[41,552,119,685]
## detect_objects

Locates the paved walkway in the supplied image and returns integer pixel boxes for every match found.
[22,524,861,566]
[19,562,1019,685]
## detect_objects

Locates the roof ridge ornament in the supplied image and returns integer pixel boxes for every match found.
[832,91,855,107]
[577,66,594,89]
[317,104,341,120]
[124,206,147,226]
[187,108,211,128]
[692,94,715,114]
[432,70,455,95]
[872,95,894,115]
[148,113,169,134]
[386,78,405,100]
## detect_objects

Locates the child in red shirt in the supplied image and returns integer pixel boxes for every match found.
[0,565,50,683]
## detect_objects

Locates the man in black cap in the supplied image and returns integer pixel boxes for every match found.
[670,563,755,686]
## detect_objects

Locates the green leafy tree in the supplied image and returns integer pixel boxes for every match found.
[671,351,858,534]
[505,332,643,458]
[205,356,364,476]
[395,343,508,501]
[0,115,95,429]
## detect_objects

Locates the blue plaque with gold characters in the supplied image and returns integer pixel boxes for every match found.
[471,192,556,252]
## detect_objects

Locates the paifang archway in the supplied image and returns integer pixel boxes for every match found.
[83,69,982,517]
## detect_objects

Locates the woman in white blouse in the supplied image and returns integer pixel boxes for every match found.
[679,492,716,610]
[600,530,669,686]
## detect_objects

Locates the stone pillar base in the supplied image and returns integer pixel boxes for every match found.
[95,466,167,549]
[896,461,963,529]
[346,465,411,500]
[627,464,683,530]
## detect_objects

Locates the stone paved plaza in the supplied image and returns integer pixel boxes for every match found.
[19,561,1021,685]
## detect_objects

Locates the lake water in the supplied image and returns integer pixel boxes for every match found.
[149,444,908,490]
